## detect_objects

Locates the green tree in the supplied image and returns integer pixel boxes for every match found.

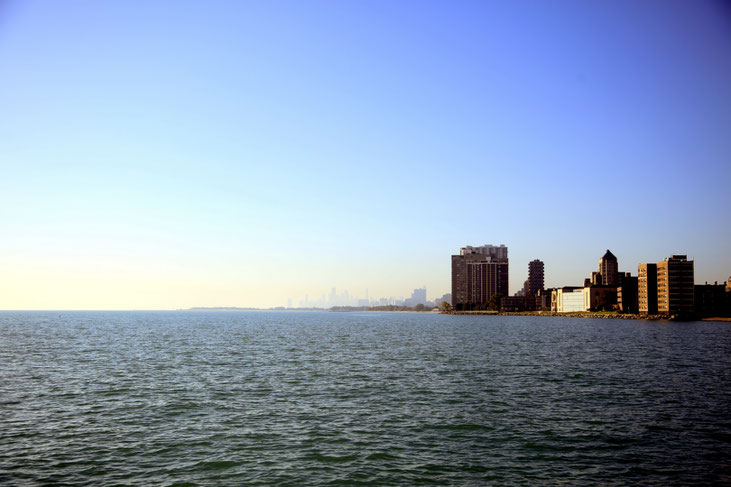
[439,301,453,313]
[488,293,502,311]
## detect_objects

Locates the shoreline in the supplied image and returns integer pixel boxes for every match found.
[450,311,664,320]
[329,308,730,322]
[445,311,731,322]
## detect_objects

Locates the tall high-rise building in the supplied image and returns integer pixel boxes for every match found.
[657,255,694,315]
[527,259,544,296]
[404,287,427,307]
[639,255,694,316]
[451,244,509,310]
[617,272,639,314]
[598,250,619,286]
[459,244,508,260]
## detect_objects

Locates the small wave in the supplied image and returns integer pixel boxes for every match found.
[194,460,240,470]
[365,452,397,461]
[305,453,359,463]
[433,423,494,431]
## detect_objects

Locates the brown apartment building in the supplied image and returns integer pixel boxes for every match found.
[657,255,694,315]
[638,263,657,314]
[639,255,694,316]
[617,272,639,314]
[451,244,509,310]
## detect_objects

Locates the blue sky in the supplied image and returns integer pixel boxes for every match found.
[1,1,729,308]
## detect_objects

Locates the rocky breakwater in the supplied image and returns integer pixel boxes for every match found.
[449,310,670,320]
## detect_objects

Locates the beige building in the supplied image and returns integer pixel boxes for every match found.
[552,285,618,312]
[552,287,585,312]
[638,263,658,315]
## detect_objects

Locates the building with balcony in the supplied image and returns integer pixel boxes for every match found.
[527,259,544,297]
[451,244,509,310]
[657,255,694,316]
[639,255,694,316]
[638,263,658,315]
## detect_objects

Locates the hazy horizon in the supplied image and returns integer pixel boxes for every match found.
[1,1,730,310]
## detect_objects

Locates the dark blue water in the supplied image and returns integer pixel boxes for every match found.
[2,311,730,485]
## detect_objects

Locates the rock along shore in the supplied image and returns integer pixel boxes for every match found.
[447,311,671,320]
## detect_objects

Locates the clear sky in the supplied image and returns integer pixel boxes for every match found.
[1,0,730,309]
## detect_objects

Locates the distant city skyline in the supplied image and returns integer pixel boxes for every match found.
[287,286,446,309]
[1,1,729,309]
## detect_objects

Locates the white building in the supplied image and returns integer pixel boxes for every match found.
[552,287,586,312]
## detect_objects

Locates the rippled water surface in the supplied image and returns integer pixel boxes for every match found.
[2,311,731,485]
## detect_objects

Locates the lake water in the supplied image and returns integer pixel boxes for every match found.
[2,311,730,485]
